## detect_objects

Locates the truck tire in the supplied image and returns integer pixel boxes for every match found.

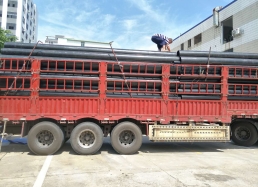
[111,121,142,154]
[70,122,103,155]
[231,122,258,146]
[28,121,64,155]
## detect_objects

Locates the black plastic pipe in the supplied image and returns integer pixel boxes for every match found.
[180,57,258,66]
[228,96,258,100]
[181,95,221,100]
[4,42,177,56]
[178,84,221,89]
[178,50,258,59]
[228,90,257,94]
[178,89,221,93]
[1,48,180,62]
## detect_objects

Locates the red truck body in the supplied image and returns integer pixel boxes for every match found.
[0,57,258,155]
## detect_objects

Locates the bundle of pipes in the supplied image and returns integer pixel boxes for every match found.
[175,50,258,100]
[1,42,258,100]
[1,42,179,63]
[1,42,258,65]
[178,50,258,66]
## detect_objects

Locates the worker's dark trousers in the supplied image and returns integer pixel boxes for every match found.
[151,36,165,51]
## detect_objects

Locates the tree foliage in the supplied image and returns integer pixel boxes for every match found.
[0,28,18,49]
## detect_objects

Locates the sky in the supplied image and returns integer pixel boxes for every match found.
[34,0,233,50]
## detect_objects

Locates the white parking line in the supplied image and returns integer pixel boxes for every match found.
[33,155,53,187]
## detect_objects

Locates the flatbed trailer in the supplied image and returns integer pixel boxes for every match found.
[0,58,258,155]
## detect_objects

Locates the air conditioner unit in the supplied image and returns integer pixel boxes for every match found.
[232,28,243,37]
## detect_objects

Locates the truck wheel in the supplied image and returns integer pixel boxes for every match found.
[111,121,142,154]
[70,122,103,155]
[231,122,258,146]
[28,121,64,155]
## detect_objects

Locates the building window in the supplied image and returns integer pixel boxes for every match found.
[188,39,191,48]
[194,33,202,45]
[7,12,17,19]
[30,30,31,35]
[8,26,14,30]
[26,33,28,39]
[12,4,16,7]
[181,43,184,50]
[81,42,85,47]
[22,17,25,23]
[222,16,233,44]
[224,48,233,52]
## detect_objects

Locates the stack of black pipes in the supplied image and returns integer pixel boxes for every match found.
[0,42,258,100]
[178,50,258,100]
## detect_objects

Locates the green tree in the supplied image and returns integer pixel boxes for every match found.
[0,28,18,49]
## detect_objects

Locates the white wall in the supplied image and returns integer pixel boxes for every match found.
[1,0,8,29]
[57,38,67,45]
[171,0,258,52]
[0,0,38,42]
[16,0,23,41]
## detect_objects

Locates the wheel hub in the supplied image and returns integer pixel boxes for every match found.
[240,131,247,136]
[236,127,251,141]
[119,130,135,145]
[78,131,95,148]
[37,130,54,146]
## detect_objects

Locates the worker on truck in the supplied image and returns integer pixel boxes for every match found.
[151,34,173,52]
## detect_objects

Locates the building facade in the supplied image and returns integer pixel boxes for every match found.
[0,0,38,43]
[171,0,258,53]
[45,35,110,48]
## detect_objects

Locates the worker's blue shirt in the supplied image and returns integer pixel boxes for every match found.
[151,34,169,50]
[152,34,169,45]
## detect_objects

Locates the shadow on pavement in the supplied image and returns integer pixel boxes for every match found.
[1,136,257,156]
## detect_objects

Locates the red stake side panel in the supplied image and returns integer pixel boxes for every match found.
[0,96,258,122]
[0,97,31,119]
[0,96,248,123]
[228,101,258,116]
[105,98,162,115]
[38,97,99,116]
[168,100,227,122]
